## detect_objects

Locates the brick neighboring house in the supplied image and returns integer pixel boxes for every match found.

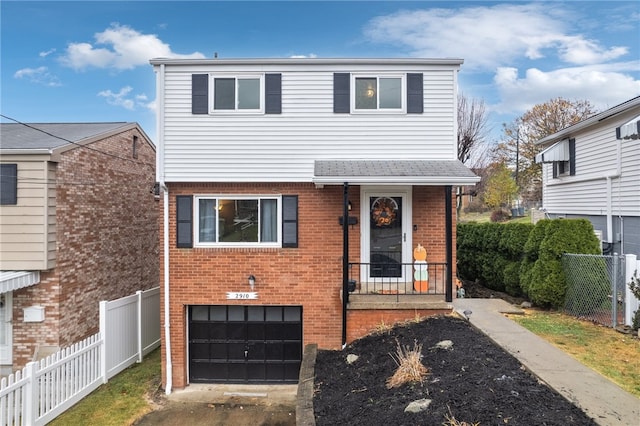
[151,58,479,390]
[0,122,158,372]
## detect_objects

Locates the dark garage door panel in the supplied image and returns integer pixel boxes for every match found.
[188,305,302,384]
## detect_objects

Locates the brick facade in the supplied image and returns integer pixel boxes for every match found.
[161,182,456,388]
[11,127,158,368]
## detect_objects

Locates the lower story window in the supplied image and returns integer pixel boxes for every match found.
[196,196,280,246]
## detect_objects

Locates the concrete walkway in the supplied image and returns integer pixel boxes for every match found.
[452,298,640,426]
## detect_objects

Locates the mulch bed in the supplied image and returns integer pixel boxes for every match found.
[313,315,597,425]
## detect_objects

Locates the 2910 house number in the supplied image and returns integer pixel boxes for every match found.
[226,292,258,300]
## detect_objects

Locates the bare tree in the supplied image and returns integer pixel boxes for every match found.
[492,97,597,205]
[456,93,490,216]
[457,93,490,166]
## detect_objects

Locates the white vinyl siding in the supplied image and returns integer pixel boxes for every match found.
[541,108,640,217]
[158,63,458,183]
[0,158,56,270]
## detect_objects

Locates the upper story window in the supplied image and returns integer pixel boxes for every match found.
[334,72,422,114]
[0,164,17,205]
[354,76,403,111]
[192,73,281,115]
[213,75,263,112]
[195,195,280,246]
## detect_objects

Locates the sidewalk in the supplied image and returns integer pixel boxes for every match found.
[452,298,639,426]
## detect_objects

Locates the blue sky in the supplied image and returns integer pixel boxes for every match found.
[1,1,639,145]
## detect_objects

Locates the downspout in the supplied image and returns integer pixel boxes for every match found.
[605,136,623,248]
[162,185,172,394]
[445,186,453,303]
[342,182,349,348]
[156,63,172,394]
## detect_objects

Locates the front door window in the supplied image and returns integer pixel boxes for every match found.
[370,196,402,278]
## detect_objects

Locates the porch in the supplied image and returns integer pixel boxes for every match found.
[347,261,449,298]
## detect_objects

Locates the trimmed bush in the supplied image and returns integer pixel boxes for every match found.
[519,220,551,297]
[457,221,533,295]
[526,219,601,308]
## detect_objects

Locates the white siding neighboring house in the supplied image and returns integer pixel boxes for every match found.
[535,96,640,256]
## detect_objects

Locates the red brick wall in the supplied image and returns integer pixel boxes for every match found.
[11,127,159,368]
[160,182,455,388]
[346,309,452,342]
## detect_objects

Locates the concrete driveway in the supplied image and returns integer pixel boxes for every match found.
[134,384,297,426]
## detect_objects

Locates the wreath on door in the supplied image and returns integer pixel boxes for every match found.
[371,197,398,227]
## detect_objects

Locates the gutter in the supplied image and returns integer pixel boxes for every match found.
[156,63,173,394]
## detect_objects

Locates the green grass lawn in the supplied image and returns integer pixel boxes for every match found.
[48,348,161,426]
[510,310,640,397]
[459,210,531,224]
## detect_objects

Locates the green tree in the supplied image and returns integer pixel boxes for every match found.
[482,163,518,211]
[492,97,597,204]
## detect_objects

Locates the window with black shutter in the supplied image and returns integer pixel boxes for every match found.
[192,73,281,114]
[176,195,193,248]
[192,74,209,114]
[0,164,17,205]
[333,73,350,113]
[282,195,298,248]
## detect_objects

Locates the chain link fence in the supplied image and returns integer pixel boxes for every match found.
[562,254,626,328]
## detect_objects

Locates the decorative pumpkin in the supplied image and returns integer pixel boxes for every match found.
[413,244,427,261]
[413,244,428,292]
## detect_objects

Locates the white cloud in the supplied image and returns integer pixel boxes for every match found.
[363,4,630,70]
[289,54,318,59]
[39,48,56,58]
[61,23,205,70]
[13,66,61,87]
[493,63,640,114]
[97,87,155,111]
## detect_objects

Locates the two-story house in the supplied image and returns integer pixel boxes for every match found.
[150,58,479,390]
[535,96,640,256]
[0,122,158,373]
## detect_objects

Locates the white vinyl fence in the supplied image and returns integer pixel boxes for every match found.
[0,287,160,426]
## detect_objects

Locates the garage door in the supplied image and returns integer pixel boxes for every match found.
[188,305,302,384]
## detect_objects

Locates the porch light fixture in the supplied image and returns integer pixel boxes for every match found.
[248,275,256,290]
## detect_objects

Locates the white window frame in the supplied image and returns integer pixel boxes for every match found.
[194,195,281,247]
[351,73,406,114]
[209,74,265,114]
[555,160,570,177]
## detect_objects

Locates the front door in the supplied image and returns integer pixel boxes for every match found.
[361,188,412,286]
[0,292,13,365]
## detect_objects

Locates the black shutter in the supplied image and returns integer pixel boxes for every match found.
[265,73,282,114]
[282,195,298,248]
[552,162,558,178]
[192,74,208,114]
[569,138,576,176]
[176,195,193,248]
[333,73,350,113]
[407,73,423,114]
[0,163,17,205]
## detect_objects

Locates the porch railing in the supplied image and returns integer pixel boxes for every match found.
[348,262,448,296]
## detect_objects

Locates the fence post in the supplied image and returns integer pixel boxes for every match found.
[611,255,619,328]
[625,254,639,326]
[137,290,143,363]
[99,301,108,384]
[24,362,38,426]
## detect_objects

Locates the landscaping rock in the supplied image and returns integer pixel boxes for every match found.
[346,354,359,364]
[433,340,453,350]
[404,398,432,413]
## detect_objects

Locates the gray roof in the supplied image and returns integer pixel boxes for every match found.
[0,122,135,151]
[313,160,479,186]
[536,96,640,145]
